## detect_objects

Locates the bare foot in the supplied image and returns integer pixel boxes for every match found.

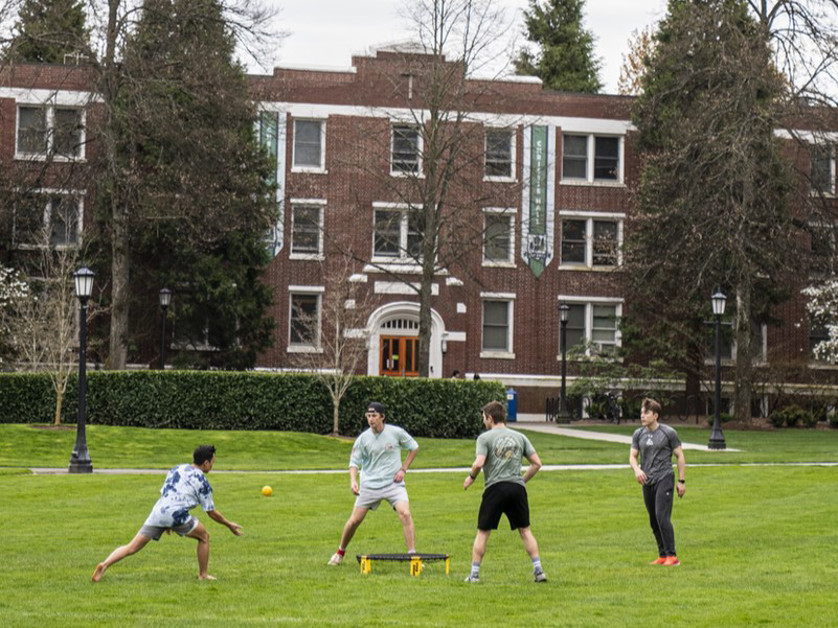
[92,563,107,582]
[198,574,217,581]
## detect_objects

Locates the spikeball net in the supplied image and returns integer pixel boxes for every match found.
[356,553,450,576]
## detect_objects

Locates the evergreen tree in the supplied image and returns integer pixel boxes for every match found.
[4,0,93,63]
[513,0,602,93]
[625,0,799,422]
[110,0,278,368]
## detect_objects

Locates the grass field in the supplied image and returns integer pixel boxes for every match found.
[2,423,838,626]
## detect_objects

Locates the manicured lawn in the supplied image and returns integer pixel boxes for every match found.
[5,421,838,471]
[3,464,838,627]
[561,422,838,463]
[0,423,628,470]
[3,423,838,626]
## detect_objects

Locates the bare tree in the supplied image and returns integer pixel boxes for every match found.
[290,256,376,436]
[336,0,520,377]
[746,0,838,105]
[5,229,86,424]
[617,26,654,96]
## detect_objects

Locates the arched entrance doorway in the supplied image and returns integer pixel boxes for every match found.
[366,302,445,378]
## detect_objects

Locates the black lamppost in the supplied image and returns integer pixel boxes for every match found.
[159,288,172,369]
[558,303,570,422]
[708,289,727,450]
[68,267,94,473]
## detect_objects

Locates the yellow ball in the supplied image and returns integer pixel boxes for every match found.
[261,485,273,497]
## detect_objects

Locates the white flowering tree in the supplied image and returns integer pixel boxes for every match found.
[804,280,838,363]
[0,266,29,367]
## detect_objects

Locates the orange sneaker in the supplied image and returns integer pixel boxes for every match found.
[648,557,667,565]
[663,556,680,566]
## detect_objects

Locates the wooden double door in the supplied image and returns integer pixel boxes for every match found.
[380,335,418,377]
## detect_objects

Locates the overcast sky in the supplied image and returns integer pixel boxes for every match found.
[261,0,669,94]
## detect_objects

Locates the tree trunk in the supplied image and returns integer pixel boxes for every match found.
[54,392,63,425]
[734,285,753,424]
[109,207,129,369]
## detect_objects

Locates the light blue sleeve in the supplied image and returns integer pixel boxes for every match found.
[349,434,364,469]
[398,427,418,451]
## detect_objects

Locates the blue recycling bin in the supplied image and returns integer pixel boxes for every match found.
[506,388,518,422]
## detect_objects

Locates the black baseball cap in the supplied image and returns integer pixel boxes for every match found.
[366,402,386,415]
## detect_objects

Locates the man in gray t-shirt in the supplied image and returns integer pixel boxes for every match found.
[462,401,546,583]
[630,398,686,566]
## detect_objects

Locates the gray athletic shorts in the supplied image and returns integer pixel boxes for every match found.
[354,483,409,511]
[139,516,199,541]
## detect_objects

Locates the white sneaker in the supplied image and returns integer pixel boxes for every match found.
[327,553,343,566]
[464,574,480,583]
[534,571,547,583]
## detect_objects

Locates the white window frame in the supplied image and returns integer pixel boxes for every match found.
[292,118,326,173]
[557,298,623,357]
[560,133,623,185]
[16,104,86,161]
[289,199,325,260]
[13,189,84,250]
[559,211,624,269]
[371,202,423,265]
[482,207,516,267]
[808,221,838,275]
[810,143,836,197]
[484,127,516,182]
[480,292,515,359]
[390,123,422,176]
[287,286,324,353]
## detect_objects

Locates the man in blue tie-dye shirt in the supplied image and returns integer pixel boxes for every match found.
[92,445,242,582]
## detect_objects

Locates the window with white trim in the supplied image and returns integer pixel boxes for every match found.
[13,192,81,248]
[373,205,422,261]
[391,124,421,175]
[560,216,622,268]
[811,143,836,196]
[485,128,514,180]
[707,316,765,363]
[560,302,621,356]
[290,202,324,258]
[481,296,514,356]
[561,134,621,183]
[809,318,830,362]
[483,209,515,265]
[17,105,85,160]
[292,119,325,171]
[289,291,321,350]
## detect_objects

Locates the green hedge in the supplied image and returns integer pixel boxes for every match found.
[0,371,504,438]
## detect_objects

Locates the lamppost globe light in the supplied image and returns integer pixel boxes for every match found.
[73,267,95,299]
[559,303,570,323]
[159,287,173,308]
[711,290,727,317]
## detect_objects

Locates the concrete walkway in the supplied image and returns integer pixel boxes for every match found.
[511,416,741,452]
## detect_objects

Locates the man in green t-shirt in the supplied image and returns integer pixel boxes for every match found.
[463,401,546,583]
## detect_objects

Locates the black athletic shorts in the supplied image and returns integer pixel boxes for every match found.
[477,481,530,531]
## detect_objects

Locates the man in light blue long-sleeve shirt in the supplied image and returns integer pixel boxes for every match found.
[328,402,419,565]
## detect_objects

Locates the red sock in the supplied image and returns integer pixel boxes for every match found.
[336,548,345,557]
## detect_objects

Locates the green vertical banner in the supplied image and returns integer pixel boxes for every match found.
[521,125,554,278]
[258,110,284,258]
[259,111,278,185]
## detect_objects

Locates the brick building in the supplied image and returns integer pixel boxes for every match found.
[1,49,836,414]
